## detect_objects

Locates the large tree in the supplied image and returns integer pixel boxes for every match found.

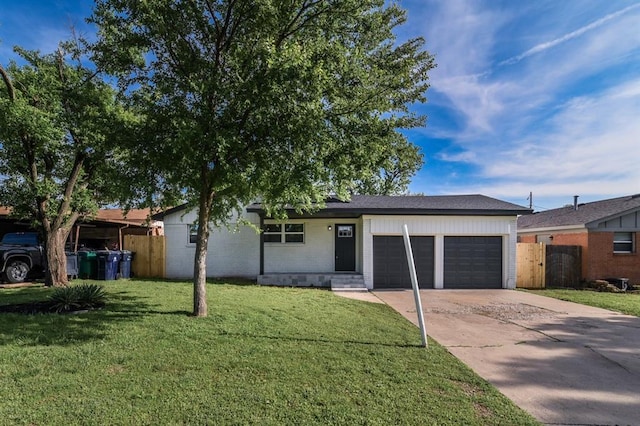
[0,45,134,286]
[90,0,435,316]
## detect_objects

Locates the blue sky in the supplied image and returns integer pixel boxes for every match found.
[1,1,639,210]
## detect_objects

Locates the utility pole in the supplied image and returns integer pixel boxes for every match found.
[528,192,533,209]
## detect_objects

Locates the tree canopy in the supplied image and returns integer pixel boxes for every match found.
[90,0,435,315]
[0,44,135,286]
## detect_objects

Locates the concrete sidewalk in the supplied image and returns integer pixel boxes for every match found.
[373,289,640,426]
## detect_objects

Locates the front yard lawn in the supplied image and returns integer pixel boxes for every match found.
[1,280,538,425]
[525,288,640,317]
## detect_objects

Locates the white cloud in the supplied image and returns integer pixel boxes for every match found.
[445,77,640,205]
[499,3,640,65]
[407,1,640,207]
[437,151,476,163]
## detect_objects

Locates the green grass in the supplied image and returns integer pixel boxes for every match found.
[1,280,538,425]
[524,288,640,317]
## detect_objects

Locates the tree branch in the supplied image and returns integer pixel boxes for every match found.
[0,64,15,101]
[52,151,86,231]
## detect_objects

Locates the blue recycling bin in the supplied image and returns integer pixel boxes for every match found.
[96,250,121,280]
[119,250,133,279]
[65,252,78,279]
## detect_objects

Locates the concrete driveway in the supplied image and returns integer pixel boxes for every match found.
[373,289,640,426]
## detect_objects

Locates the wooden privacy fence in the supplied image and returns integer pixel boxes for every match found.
[546,245,582,287]
[517,243,546,289]
[123,235,166,278]
[516,243,582,288]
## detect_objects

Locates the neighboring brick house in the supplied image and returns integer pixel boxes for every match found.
[518,195,640,284]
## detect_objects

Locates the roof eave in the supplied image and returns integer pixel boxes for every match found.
[151,204,189,220]
[585,206,640,228]
[517,224,586,234]
[247,206,531,218]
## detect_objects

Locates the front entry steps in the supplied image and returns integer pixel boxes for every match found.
[330,275,367,292]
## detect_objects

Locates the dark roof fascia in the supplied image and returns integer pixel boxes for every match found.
[151,203,189,220]
[247,207,530,219]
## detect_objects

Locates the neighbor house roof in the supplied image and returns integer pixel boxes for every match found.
[89,208,160,227]
[0,206,162,228]
[247,194,531,218]
[518,194,640,231]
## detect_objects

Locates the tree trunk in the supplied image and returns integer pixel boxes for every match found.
[44,227,71,287]
[193,192,213,317]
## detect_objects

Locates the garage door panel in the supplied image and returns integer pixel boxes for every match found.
[444,236,502,289]
[373,236,434,289]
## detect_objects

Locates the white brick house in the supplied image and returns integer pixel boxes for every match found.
[158,195,531,290]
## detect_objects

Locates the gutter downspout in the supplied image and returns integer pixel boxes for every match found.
[259,215,264,275]
[118,224,129,250]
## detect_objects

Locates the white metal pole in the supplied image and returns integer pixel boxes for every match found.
[402,224,428,347]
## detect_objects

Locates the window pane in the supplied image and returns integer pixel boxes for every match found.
[285,224,304,233]
[614,242,632,253]
[264,224,281,233]
[189,224,198,244]
[613,232,633,253]
[264,234,282,243]
[285,234,304,243]
[338,225,353,238]
[613,232,632,243]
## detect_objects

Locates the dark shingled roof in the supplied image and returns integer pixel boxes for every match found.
[517,194,640,230]
[248,194,531,217]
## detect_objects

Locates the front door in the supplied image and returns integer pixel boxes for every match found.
[335,224,356,271]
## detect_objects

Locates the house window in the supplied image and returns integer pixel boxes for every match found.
[263,224,282,243]
[188,224,198,244]
[264,223,304,243]
[613,232,633,253]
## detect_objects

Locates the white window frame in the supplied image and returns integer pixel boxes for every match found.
[263,223,305,244]
[613,232,633,253]
[188,223,198,244]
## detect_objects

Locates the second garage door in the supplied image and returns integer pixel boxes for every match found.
[444,236,502,288]
[373,236,434,289]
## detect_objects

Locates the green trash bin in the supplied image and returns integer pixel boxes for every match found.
[78,251,97,279]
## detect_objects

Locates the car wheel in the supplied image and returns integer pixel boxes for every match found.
[5,260,30,283]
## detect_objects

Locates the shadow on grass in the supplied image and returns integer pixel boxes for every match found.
[0,289,189,347]
[217,330,425,349]
[129,277,258,286]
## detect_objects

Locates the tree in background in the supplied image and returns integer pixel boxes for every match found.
[90,0,435,316]
[0,44,135,286]
[354,132,423,195]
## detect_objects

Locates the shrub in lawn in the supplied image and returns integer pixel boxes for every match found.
[48,283,106,313]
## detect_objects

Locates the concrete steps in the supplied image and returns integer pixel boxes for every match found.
[330,275,367,292]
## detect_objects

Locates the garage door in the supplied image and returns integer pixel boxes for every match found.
[373,236,434,289]
[444,236,502,288]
